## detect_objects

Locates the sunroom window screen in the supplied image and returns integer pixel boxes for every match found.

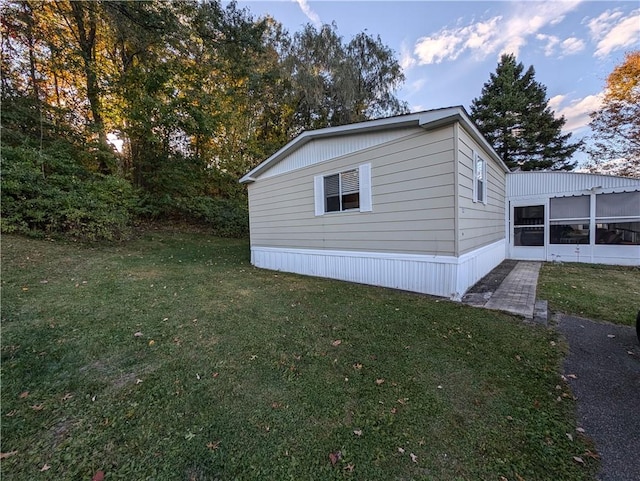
[596,192,640,219]
[550,196,590,245]
[550,196,589,219]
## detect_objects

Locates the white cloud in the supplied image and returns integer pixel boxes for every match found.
[561,37,586,56]
[586,10,623,39]
[413,1,582,65]
[588,9,640,58]
[293,0,321,28]
[537,34,560,56]
[549,93,603,132]
[537,34,585,57]
[399,42,417,71]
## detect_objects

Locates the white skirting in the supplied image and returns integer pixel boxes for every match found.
[250,240,506,300]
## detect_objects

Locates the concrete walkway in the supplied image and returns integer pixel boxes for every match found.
[484,261,541,318]
[463,261,546,322]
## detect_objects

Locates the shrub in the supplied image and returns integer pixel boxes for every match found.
[176,196,249,238]
[1,145,138,241]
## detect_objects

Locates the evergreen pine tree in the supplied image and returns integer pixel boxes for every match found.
[470,54,580,171]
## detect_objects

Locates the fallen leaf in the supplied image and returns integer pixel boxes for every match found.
[0,451,18,459]
[584,449,600,460]
[567,374,577,379]
[22,287,29,291]
[271,402,282,409]
[19,391,29,399]
[397,447,405,454]
[331,339,342,347]
[607,334,616,339]
[573,456,585,464]
[375,378,385,385]
[410,453,418,463]
[566,433,574,441]
[329,450,342,466]
[61,392,73,401]
[353,429,362,436]
[31,404,45,411]
[390,407,397,414]
[576,427,586,433]
[206,441,221,451]
[5,410,17,417]
[515,474,526,481]
[135,379,143,385]
[343,463,355,472]
[397,398,408,405]
[212,372,219,378]
[92,471,105,481]
[40,464,51,471]
[353,363,363,370]
[134,331,143,337]
[148,340,155,346]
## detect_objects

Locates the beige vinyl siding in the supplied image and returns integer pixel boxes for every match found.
[456,125,506,255]
[248,126,457,255]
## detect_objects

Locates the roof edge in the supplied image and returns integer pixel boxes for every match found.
[240,106,507,183]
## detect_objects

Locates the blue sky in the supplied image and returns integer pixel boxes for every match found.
[235,0,639,167]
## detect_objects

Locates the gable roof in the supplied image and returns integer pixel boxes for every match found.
[240,106,508,184]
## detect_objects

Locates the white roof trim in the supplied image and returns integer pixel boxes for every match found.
[239,106,508,183]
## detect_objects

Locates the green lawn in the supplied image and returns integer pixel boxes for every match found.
[2,232,597,480]
[538,262,640,325]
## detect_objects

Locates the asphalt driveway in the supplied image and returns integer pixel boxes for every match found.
[556,314,640,481]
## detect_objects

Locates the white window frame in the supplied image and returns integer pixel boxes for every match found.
[473,151,487,204]
[314,163,372,216]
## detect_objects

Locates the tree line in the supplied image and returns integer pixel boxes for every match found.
[1,0,407,239]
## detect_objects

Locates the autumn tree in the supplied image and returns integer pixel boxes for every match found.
[470,53,580,171]
[585,51,640,177]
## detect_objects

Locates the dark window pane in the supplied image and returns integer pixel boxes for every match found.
[550,223,590,244]
[342,192,360,210]
[514,227,544,246]
[514,205,544,225]
[477,179,484,202]
[326,195,340,212]
[596,222,640,245]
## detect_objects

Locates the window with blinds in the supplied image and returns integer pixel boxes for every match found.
[324,169,360,212]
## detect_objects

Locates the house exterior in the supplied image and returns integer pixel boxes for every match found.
[240,106,640,300]
[240,107,510,299]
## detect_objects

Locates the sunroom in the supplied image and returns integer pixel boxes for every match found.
[506,172,640,266]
